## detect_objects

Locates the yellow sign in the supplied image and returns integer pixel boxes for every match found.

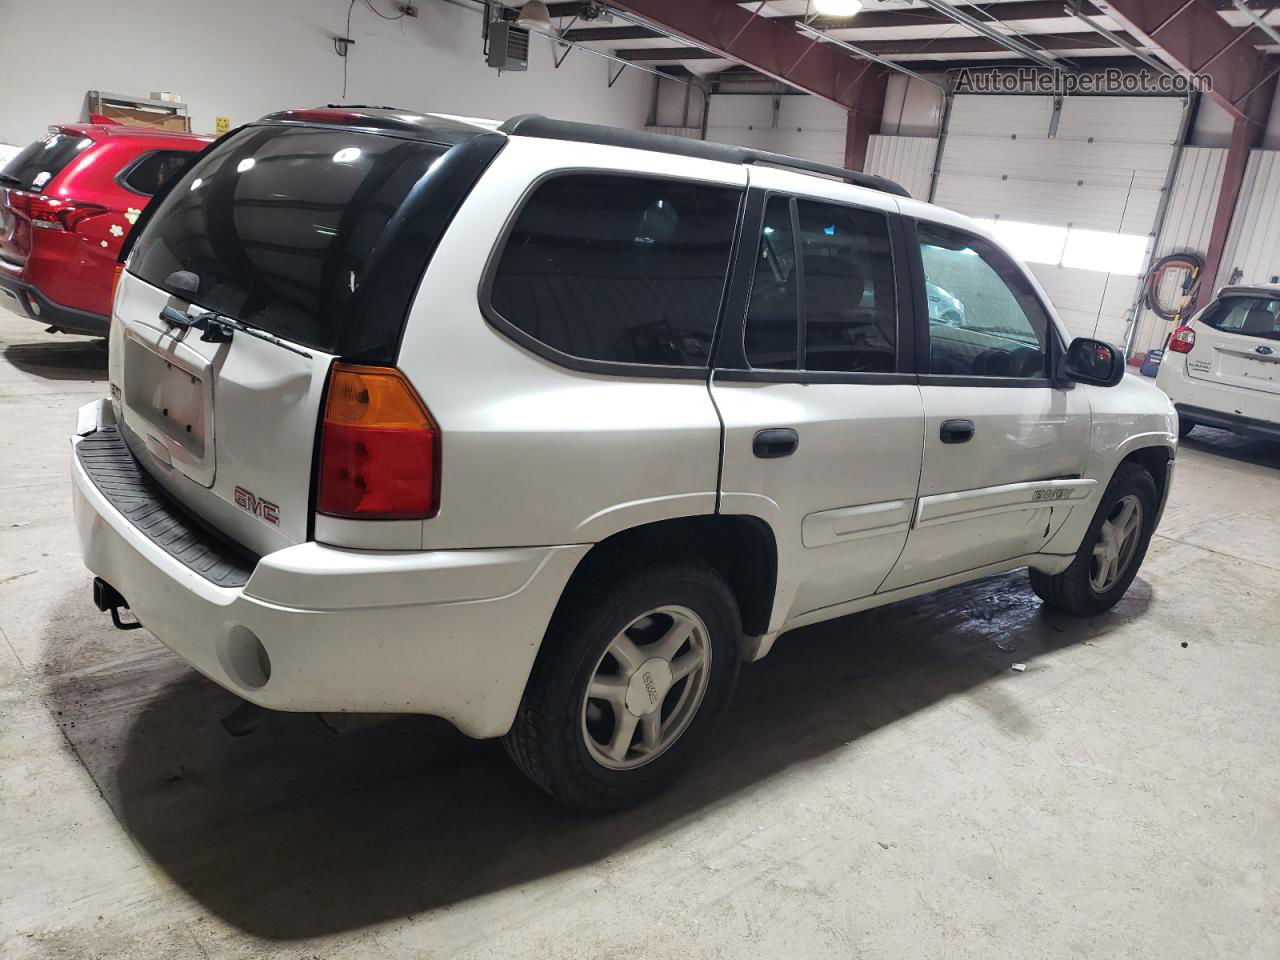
[215,115,230,135]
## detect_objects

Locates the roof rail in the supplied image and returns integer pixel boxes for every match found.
[499,114,910,199]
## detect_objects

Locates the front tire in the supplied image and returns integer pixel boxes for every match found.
[504,557,742,812]
[1029,462,1158,616]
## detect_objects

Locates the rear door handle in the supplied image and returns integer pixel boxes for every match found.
[940,419,975,444]
[753,428,799,459]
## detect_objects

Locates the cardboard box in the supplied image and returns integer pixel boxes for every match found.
[99,104,190,133]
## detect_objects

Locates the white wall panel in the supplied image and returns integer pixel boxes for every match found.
[0,0,649,145]
[1218,150,1280,289]
[865,135,938,200]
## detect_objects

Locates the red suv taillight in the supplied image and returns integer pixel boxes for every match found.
[1168,325,1196,354]
[6,191,107,231]
[316,362,440,520]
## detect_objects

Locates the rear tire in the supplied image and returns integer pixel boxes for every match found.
[504,557,742,813]
[1029,462,1158,616]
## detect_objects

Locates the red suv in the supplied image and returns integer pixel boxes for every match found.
[0,123,211,335]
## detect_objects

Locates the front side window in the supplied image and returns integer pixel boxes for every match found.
[489,174,741,368]
[121,150,197,195]
[1199,295,1280,341]
[918,223,1051,378]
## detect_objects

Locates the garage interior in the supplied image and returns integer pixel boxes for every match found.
[2,1,1279,957]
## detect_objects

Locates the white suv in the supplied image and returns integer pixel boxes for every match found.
[72,108,1176,811]
[1156,285,1280,442]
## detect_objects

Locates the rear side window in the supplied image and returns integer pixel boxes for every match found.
[797,199,896,373]
[0,133,94,191]
[742,194,897,373]
[129,126,449,353]
[1199,296,1280,341]
[120,150,196,195]
[489,173,741,368]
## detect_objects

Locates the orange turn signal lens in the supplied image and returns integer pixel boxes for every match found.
[316,363,440,520]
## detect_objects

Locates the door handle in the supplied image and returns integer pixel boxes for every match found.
[940,419,975,444]
[753,428,799,459]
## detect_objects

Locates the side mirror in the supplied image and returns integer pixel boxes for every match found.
[1062,337,1124,387]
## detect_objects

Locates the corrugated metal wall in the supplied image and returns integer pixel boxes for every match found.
[1129,146,1227,355]
[704,94,847,167]
[865,135,938,200]
[932,95,1183,342]
[1218,150,1280,289]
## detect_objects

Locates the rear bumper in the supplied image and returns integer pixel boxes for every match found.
[0,266,110,336]
[71,399,587,737]
[1176,403,1280,443]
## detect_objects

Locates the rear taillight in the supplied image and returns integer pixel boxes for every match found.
[1168,325,1196,354]
[316,362,440,520]
[7,191,107,232]
[110,263,125,311]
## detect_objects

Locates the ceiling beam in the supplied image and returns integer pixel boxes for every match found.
[603,0,894,115]
[1092,0,1276,121]
[614,30,1136,61]
[558,1,1104,33]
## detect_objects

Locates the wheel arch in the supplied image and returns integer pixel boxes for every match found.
[551,514,779,641]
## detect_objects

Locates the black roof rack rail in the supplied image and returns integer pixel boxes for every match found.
[499,114,910,199]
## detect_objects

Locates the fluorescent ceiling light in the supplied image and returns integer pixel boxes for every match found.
[813,0,863,17]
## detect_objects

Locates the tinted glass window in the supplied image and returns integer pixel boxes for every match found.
[0,133,94,191]
[121,150,196,195]
[798,199,897,373]
[918,223,1050,378]
[744,196,799,369]
[1199,295,1280,341]
[129,126,447,352]
[490,174,740,367]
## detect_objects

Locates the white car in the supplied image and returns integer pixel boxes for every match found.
[1156,285,1280,442]
[72,108,1176,811]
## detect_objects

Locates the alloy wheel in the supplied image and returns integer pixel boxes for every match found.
[580,605,712,770]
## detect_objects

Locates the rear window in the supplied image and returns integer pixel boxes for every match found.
[120,149,197,195]
[1200,295,1280,341]
[128,125,451,353]
[488,173,741,368]
[0,133,94,191]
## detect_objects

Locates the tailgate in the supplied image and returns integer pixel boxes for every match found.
[1186,294,1280,398]
[111,271,333,554]
[110,120,482,556]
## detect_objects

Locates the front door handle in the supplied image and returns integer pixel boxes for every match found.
[940,419,975,444]
[753,428,799,459]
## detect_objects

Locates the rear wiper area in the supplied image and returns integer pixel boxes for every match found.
[158,305,313,359]
[0,174,24,186]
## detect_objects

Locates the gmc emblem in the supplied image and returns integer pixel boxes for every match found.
[234,486,280,526]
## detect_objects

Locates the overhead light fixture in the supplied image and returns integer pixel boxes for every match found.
[515,0,553,31]
[812,0,863,17]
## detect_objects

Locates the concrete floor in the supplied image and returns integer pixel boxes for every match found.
[1,306,1278,960]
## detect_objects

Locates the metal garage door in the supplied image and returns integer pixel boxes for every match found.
[933,95,1184,343]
